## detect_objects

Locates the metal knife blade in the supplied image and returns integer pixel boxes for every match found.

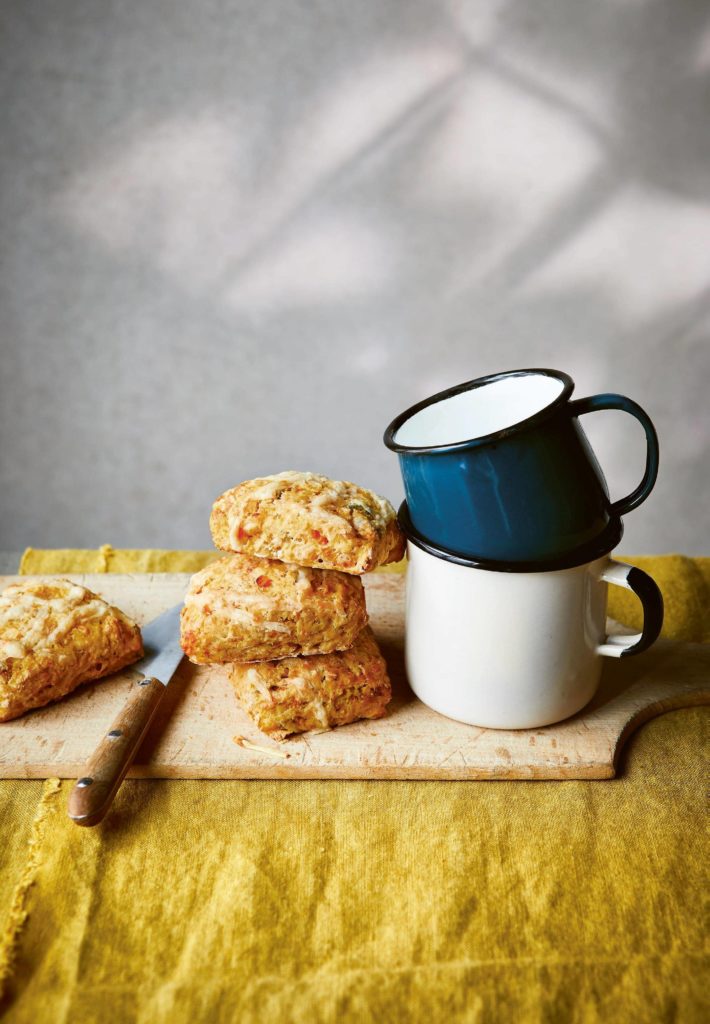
[132,602,184,685]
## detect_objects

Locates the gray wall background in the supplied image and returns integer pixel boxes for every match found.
[1,0,708,553]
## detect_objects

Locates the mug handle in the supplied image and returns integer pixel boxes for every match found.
[596,559,664,658]
[569,394,659,515]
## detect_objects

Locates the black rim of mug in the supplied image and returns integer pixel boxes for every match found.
[383,367,575,454]
[398,502,625,573]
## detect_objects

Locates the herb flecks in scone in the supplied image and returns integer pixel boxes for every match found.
[228,627,391,739]
[180,554,368,664]
[210,471,405,574]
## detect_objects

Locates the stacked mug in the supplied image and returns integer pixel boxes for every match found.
[384,368,664,729]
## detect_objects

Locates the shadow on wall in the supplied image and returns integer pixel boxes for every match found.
[1,0,709,549]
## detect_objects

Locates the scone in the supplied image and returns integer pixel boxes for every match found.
[0,579,143,722]
[228,627,391,739]
[180,553,368,664]
[210,471,405,574]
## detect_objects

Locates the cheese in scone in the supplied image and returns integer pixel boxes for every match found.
[180,553,368,664]
[0,578,143,721]
[210,471,405,574]
[228,627,391,739]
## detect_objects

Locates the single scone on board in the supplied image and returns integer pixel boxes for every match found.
[228,627,391,739]
[0,579,143,722]
[180,553,368,664]
[209,471,405,574]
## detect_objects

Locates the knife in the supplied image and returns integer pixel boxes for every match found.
[68,603,184,827]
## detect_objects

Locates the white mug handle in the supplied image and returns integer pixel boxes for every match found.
[597,559,664,658]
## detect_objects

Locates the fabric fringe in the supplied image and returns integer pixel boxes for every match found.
[98,544,113,572]
[19,547,222,575]
[0,778,63,998]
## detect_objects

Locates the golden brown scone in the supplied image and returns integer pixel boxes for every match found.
[180,553,368,664]
[228,627,391,739]
[210,471,405,574]
[0,579,143,722]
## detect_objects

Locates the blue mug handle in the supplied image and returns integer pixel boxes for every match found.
[569,394,660,515]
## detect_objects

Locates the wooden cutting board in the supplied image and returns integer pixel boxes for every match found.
[1,573,708,780]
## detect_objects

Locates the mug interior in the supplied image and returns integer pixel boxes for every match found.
[394,372,566,448]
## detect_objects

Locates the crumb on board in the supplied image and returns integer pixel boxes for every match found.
[233,735,290,758]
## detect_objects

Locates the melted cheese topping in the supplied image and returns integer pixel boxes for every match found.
[214,604,256,626]
[246,667,273,703]
[295,569,312,594]
[184,558,333,629]
[0,580,111,663]
[1,640,25,660]
[225,471,395,551]
[309,696,330,728]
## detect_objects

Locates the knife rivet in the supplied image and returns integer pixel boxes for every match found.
[77,777,94,788]
[138,677,151,686]
[107,730,122,740]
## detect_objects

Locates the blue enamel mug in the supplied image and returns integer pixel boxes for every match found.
[383,368,659,562]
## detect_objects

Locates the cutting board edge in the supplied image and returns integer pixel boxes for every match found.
[610,688,710,774]
[0,762,618,781]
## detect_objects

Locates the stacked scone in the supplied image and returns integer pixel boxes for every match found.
[180,471,405,740]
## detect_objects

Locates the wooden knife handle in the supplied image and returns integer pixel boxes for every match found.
[68,676,166,827]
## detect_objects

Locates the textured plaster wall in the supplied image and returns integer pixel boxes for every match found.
[1,0,708,552]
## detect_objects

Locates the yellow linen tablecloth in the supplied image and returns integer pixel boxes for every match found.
[1,548,708,1023]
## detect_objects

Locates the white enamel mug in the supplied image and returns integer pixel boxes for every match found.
[402,508,664,730]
